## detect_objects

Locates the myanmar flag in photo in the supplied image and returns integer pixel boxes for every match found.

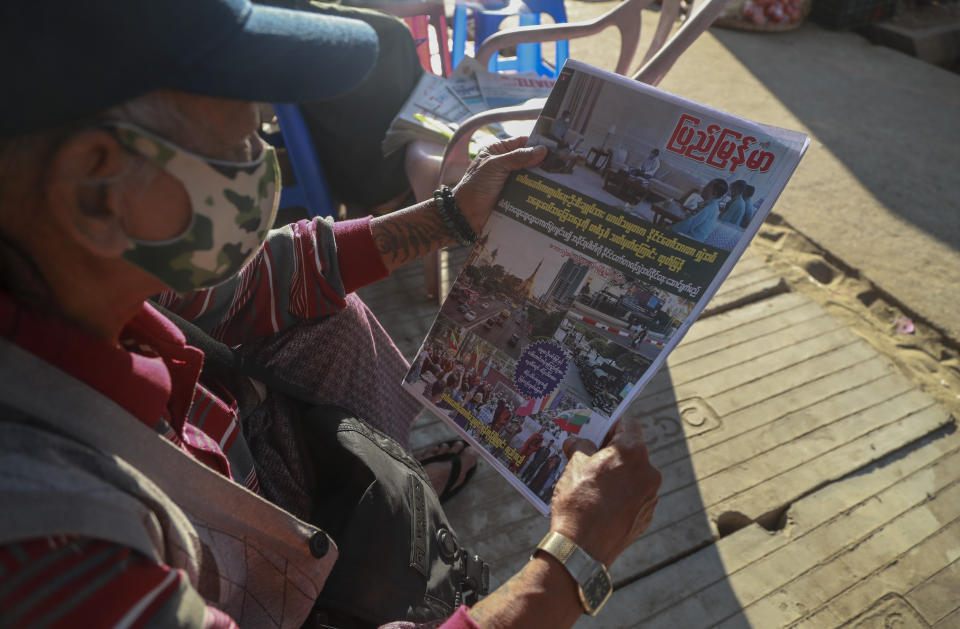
[552,410,591,435]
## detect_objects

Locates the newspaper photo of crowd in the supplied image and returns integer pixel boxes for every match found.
[405,308,612,503]
[406,316,519,428]
[504,399,601,503]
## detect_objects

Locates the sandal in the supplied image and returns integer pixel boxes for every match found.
[416,439,478,503]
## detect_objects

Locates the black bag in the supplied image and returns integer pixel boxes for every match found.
[301,406,487,627]
[157,306,489,628]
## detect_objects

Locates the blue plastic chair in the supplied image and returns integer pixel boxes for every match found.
[452,0,568,77]
[271,104,338,220]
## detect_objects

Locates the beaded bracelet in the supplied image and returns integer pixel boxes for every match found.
[440,186,477,244]
[433,185,478,247]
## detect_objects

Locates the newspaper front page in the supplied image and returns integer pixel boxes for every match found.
[403,60,809,514]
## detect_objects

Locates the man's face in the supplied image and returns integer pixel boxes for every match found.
[116,92,262,245]
[162,91,261,161]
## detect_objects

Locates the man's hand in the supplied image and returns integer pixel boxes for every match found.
[370,137,545,272]
[453,137,547,234]
[466,417,660,628]
[550,417,662,566]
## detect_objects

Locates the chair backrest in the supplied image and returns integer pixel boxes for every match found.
[476,0,679,77]
[437,0,730,185]
[345,0,452,76]
[272,103,338,219]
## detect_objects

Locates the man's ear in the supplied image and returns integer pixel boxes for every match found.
[44,129,133,258]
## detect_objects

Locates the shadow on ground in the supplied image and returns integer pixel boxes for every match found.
[708,23,960,253]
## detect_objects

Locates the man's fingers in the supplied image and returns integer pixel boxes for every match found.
[607,415,646,448]
[485,136,530,155]
[562,437,597,459]
[600,416,641,448]
[630,496,659,538]
[486,145,547,174]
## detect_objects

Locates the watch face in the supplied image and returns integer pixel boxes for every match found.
[579,569,613,615]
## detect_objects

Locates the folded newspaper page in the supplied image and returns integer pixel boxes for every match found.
[402,60,810,514]
[383,60,554,156]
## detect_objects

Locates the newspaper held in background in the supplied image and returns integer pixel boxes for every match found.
[382,58,554,156]
[402,60,809,515]
[475,71,556,108]
[446,57,490,112]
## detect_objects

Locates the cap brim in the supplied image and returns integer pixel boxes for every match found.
[173,4,379,103]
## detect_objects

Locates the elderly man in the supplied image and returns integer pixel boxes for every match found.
[0,1,661,628]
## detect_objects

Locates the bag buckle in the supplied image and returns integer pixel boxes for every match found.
[457,551,490,606]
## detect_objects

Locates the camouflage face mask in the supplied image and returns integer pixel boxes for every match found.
[107,121,280,293]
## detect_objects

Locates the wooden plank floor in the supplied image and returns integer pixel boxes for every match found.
[358,246,957,628]
[589,420,960,628]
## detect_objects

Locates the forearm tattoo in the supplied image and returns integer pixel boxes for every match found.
[371,204,455,269]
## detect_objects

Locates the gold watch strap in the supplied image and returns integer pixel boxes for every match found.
[535,530,579,564]
[532,531,612,616]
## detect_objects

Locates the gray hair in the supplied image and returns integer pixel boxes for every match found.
[95,91,210,194]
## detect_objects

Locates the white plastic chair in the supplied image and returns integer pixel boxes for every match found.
[407,0,731,299]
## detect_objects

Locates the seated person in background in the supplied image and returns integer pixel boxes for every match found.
[540,140,578,173]
[256,0,425,215]
[0,2,662,627]
[740,184,758,228]
[669,178,729,243]
[629,148,661,179]
[718,179,747,225]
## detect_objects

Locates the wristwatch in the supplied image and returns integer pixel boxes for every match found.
[532,531,613,616]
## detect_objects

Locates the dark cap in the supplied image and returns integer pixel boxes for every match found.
[0,0,379,138]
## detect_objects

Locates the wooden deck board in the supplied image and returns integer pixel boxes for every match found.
[580,428,960,628]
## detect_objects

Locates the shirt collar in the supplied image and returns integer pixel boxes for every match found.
[0,291,204,433]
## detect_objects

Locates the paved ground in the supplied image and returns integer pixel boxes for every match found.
[358,5,960,627]
[659,19,960,343]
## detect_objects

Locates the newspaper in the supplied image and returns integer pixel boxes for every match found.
[446,57,491,113]
[382,60,554,156]
[474,71,557,108]
[402,60,810,514]
[381,73,471,155]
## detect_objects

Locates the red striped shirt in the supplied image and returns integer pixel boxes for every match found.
[0,216,478,628]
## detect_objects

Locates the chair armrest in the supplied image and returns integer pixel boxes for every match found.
[435,0,730,187]
[438,102,544,184]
